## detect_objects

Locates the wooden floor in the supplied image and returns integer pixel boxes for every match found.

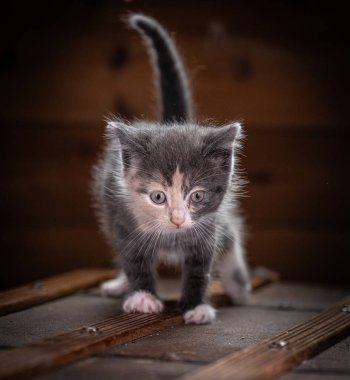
[0,272,349,380]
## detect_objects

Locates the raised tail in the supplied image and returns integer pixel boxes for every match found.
[128,14,193,123]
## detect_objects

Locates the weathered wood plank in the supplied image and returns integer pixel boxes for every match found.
[181,296,350,380]
[0,268,116,316]
[278,336,350,379]
[0,295,124,347]
[37,357,200,380]
[0,312,182,380]
[294,335,350,372]
[249,282,350,311]
[109,281,349,362]
[280,374,350,380]
[108,307,315,363]
[0,269,277,379]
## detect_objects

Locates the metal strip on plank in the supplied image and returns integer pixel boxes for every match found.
[181,296,350,380]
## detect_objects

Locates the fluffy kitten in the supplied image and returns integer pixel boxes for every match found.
[93,14,251,324]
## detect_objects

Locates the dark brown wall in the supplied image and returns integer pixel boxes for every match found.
[0,1,349,289]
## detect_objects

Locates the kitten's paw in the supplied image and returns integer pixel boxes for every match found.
[101,274,129,298]
[222,269,252,305]
[123,291,164,314]
[183,304,216,325]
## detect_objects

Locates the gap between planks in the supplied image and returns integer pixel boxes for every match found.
[181,296,350,380]
[0,267,277,380]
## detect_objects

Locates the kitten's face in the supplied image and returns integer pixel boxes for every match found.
[111,122,240,233]
[126,166,216,232]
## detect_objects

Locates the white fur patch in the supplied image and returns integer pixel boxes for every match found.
[100,274,129,298]
[123,291,164,313]
[156,249,183,267]
[183,304,216,324]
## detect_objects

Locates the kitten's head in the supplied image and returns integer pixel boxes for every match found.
[108,120,241,233]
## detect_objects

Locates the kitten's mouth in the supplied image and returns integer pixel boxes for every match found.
[167,224,189,233]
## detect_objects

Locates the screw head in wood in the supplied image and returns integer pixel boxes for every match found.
[30,282,47,291]
[82,326,100,334]
[269,340,288,349]
[341,305,350,313]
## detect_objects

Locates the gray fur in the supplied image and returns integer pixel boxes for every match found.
[93,14,250,319]
[233,268,248,287]
[129,14,192,123]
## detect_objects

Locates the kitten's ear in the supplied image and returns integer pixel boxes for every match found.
[106,120,149,156]
[202,122,241,157]
[106,120,134,147]
[107,120,148,157]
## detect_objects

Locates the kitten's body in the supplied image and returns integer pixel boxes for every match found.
[93,14,250,324]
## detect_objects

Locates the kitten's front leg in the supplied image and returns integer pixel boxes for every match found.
[180,248,216,324]
[122,252,164,314]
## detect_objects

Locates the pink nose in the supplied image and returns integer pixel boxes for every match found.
[170,215,185,228]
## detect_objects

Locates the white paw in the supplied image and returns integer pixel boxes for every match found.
[183,304,216,325]
[101,274,129,298]
[123,291,164,313]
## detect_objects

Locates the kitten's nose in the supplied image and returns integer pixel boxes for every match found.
[170,213,185,228]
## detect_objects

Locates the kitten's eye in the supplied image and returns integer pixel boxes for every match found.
[191,191,205,203]
[150,191,166,204]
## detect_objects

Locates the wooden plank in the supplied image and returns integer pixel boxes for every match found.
[108,306,315,364]
[0,294,124,347]
[36,356,201,380]
[292,335,350,372]
[249,282,350,311]
[279,374,348,380]
[278,335,350,379]
[181,296,350,380]
[108,282,349,363]
[0,268,277,379]
[0,266,276,318]
[0,312,182,380]
[0,268,116,316]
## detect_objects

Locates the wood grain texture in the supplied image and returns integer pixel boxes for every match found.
[182,296,350,380]
[0,312,182,380]
[0,268,116,316]
[0,268,277,379]
[36,356,201,380]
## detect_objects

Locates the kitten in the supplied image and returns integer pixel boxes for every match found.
[93,14,251,324]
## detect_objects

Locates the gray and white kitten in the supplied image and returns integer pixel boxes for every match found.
[94,14,251,324]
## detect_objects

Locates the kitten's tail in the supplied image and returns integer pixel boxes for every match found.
[128,14,193,123]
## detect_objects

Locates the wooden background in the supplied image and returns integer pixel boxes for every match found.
[0,1,349,289]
